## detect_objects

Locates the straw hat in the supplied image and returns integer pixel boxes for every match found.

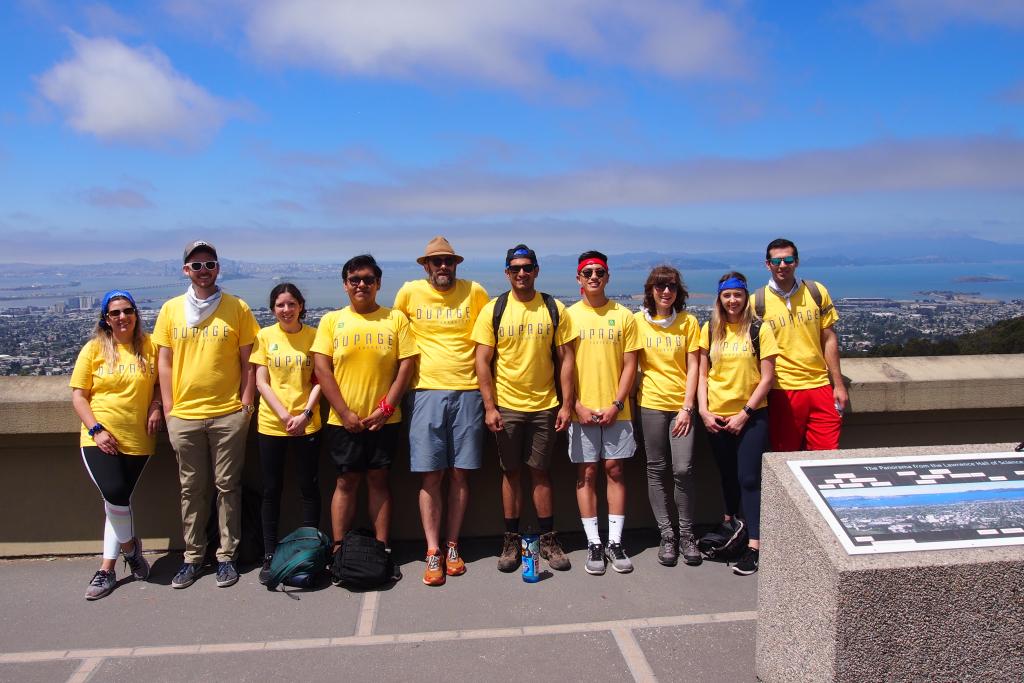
[416,236,464,265]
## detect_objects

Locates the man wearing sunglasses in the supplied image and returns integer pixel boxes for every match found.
[393,236,489,586]
[757,237,847,452]
[566,250,640,575]
[153,240,260,589]
[472,244,575,574]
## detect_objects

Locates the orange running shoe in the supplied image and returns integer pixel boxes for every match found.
[445,541,466,576]
[423,548,445,586]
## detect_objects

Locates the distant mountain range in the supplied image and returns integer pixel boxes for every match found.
[827,485,1024,509]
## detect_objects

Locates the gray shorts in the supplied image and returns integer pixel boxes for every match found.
[407,389,484,472]
[568,421,636,464]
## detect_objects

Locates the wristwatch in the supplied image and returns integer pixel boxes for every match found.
[682,406,695,416]
[241,404,255,415]
[612,400,625,411]
[88,423,105,437]
[742,405,755,416]
[302,408,314,419]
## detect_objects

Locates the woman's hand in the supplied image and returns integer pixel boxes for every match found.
[701,410,724,434]
[722,411,749,435]
[285,412,310,436]
[672,409,692,437]
[94,430,119,455]
[146,402,163,436]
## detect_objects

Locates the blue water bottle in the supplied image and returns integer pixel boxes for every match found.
[522,529,540,583]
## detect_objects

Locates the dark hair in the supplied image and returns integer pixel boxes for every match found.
[765,238,798,261]
[269,282,307,320]
[577,250,608,264]
[342,254,382,281]
[642,265,688,315]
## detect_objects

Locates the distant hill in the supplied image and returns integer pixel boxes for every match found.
[860,316,1024,357]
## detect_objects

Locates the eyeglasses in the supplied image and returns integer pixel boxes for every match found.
[653,282,678,292]
[507,264,536,274]
[580,268,607,279]
[187,261,219,271]
[346,275,378,286]
[429,257,457,267]
[768,256,796,266]
[106,307,136,318]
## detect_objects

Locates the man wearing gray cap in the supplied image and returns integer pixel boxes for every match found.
[393,237,489,586]
[153,240,260,589]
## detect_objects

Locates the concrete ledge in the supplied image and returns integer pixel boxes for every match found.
[756,443,1024,682]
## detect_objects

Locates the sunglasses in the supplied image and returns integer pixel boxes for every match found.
[653,282,678,292]
[346,275,378,286]
[768,256,796,266]
[429,257,457,267]
[186,260,219,271]
[507,264,537,274]
[579,268,607,279]
[106,307,136,318]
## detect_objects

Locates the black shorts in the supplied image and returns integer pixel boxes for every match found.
[325,423,398,473]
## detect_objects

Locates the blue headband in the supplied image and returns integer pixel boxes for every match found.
[101,289,137,316]
[718,277,747,292]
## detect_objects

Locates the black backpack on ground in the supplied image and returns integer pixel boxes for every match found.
[697,518,748,561]
[330,528,391,589]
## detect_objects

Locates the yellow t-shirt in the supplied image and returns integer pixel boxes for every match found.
[634,310,701,412]
[310,306,417,425]
[699,321,779,416]
[567,300,641,421]
[250,323,322,437]
[758,281,839,390]
[392,279,489,390]
[470,293,573,412]
[151,293,259,420]
[69,337,158,455]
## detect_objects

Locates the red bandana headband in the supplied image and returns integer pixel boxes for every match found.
[577,257,608,274]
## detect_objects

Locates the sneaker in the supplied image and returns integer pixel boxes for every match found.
[84,569,116,600]
[121,537,150,580]
[680,535,703,566]
[386,548,402,583]
[258,554,273,585]
[539,531,571,571]
[445,541,466,576]
[584,542,606,575]
[657,533,678,567]
[171,562,202,589]
[605,542,634,574]
[732,547,759,576]
[423,549,445,586]
[497,532,521,572]
[216,561,239,587]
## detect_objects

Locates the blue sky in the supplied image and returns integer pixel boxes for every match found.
[1,0,1022,263]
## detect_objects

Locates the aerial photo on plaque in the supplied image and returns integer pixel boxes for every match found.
[789,453,1024,554]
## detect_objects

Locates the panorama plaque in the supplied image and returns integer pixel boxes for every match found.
[788,452,1024,554]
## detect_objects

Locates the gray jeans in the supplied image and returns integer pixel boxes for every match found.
[638,406,696,538]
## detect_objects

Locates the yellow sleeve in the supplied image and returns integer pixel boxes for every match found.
[151,302,172,347]
[759,323,780,358]
[554,299,574,347]
[69,342,95,390]
[239,301,259,347]
[685,314,701,353]
[250,329,268,366]
[393,283,410,314]
[699,322,710,351]
[395,311,418,359]
[310,313,335,356]
[623,310,641,353]
[471,282,490,315]
[470,299,497,347]
[818,283,839,329]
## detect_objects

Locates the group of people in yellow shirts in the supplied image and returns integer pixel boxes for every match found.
[71,236,846,599]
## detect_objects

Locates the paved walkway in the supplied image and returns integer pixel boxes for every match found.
[0,533,758,682]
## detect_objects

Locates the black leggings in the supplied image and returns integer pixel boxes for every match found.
[707,408,768,540]
[258,431,322,553]
[81,446,149,506]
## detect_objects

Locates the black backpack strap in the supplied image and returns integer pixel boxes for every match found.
[490,291,511,353]
[750,320,762,361]
[753,287,767,321]
[540,292,559,350]
[802,279,833,316]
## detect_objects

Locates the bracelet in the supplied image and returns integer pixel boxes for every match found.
[88,423,105,437]
[378,396,396,418]
[612,400,625,411]
[682,406,695,416]
[150,399,162,407]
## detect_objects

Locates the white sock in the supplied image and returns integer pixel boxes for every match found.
[104,502,133,559]
[608,514,625,545]
[582,517,601,545]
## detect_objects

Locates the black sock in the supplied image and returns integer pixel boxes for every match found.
[505,517,520,533]
[538,516,554,534]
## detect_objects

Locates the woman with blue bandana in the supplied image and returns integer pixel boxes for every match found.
[697,272,779,576]
[70,290,162,599]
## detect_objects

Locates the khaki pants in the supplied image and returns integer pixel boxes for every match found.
[167,410,250,563]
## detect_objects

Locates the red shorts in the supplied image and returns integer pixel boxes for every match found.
[768,385,841,452]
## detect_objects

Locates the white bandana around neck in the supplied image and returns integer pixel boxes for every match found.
[184,285,222,326]
[643,309,677,328]
[766,278,801,311]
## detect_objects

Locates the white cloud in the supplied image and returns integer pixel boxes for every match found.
[315,136,1024,217]
[859,0,1024,37]
[243,0,748,87]
[37,33,232,145]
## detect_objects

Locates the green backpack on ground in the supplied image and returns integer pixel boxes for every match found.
[265,526,331,591]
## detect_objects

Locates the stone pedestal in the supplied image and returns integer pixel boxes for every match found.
[756,443,1024,683]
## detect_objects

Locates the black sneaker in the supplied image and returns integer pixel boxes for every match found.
[732,547,759,576]
[171,562,202,589]
[258,554,273,585]
[85,569,116,600]
[584,543,606,575]
[216,561,239,587]
[657,533,678,566]
[386,548,402,582]
[680,535,703,566]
